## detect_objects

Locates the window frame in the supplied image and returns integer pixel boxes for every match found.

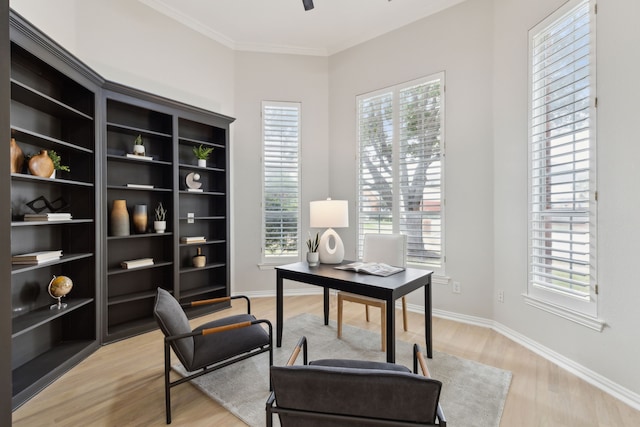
[526,0,601,328]
[355,73,445,274]
[261,100,302,265]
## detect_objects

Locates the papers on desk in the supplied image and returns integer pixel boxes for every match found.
[335,262,404,277]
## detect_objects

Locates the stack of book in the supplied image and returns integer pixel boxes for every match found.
[126,183,154,189]
[180,236,207,244]
[120,257,154,269]
[24,212,72,221]
[12,250,63,265]
[126,153,153,161]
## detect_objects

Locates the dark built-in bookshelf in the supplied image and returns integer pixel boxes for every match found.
[7,10,234,408]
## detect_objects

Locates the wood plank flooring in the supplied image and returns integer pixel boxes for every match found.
[12,295,640,426]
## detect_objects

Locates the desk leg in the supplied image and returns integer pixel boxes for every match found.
[386,298,395,363]
[425,279,433,358]
[323,288,329,325]
[276,272,283,347]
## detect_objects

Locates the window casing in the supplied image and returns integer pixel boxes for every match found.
[262,101,301,263]
[527,0,598,320]
[356,73,444,271]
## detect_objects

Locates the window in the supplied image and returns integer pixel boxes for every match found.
[357,73,444,269]
[527,0,599,323]
[262,101,301,262]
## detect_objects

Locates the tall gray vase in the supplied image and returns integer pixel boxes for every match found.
[110,199,130,236]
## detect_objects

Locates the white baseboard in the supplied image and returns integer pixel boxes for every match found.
[427,306,640,412]
[234,289,640,411]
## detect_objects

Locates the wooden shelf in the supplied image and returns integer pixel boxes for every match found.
[11,219,93,227]
[11,126,93,154]
[180,285,227,300]
[11,79,94,120]
[180,262,225,274]
[12,340,97,404]
[106,121,172,139]
[11,173,94,188]
[11,253,93,275]
[106,260,173,276]
[12,298,94,338]
[106,153,172,166]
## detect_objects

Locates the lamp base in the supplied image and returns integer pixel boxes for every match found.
[318,228,344,264]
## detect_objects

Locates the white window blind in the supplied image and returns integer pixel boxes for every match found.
[357,74,444,267]
[528,0,597,316]
[262,101,300,259]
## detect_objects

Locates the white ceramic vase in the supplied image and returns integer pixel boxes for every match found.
[153,220,166,233]
[307,251,319,267]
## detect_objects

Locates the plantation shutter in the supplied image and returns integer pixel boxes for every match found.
[357,91,394,257]
[399,79,443,262]
[529,0,596,305]
[262,101,300,258]
[357,73,444,267]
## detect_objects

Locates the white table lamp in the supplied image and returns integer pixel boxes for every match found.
[310,199,349,264]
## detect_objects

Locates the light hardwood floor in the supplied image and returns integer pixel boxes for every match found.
[12,295,640,426]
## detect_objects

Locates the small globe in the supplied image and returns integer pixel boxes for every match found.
[48,275,73,299]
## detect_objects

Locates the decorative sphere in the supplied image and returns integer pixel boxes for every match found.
[48,275,73,299]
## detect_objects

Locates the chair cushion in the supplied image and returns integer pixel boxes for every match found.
[310,358,410,373]
[191,314,270,371]
[153,288,194,368]
[271,363,441,426]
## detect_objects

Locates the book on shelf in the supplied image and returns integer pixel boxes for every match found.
[24,212,72,221]
[126,183,154,189]
[187,188,204,192]
[334,262,404,277]
[11,250,63,264]
[125,153,153,161]
[180,236,207,244]
[121,257,154,269]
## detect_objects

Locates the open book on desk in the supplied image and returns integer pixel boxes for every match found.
[335,262,404,277]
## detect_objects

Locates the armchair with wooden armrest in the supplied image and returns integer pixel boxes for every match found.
[153,288,272,424]
[267,336,446,427]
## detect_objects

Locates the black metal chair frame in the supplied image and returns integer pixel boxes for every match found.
[266,337,446,427]
[161,295,273,424]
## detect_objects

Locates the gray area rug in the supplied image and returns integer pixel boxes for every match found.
[174,313,511,426]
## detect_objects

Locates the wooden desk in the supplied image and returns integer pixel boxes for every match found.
[275,262,433,363]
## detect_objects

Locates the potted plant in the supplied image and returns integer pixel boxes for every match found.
[48,150,70,178]
[306,232,320,267]
[153,202,167,233]
[193,144,214,167]
[133,134,145,156]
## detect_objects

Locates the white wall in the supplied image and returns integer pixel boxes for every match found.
[493,0,640,399]
[329,0,495,318]
[10,0,235,115]
[232,51,330,295]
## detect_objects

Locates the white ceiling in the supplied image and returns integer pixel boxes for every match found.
[138,0,466,56]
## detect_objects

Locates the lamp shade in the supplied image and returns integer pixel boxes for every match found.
[310,199,349,228]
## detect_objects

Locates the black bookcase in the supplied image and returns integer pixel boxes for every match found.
[9,15,102,409]
[6,10,235,408]
[101,84,234,343]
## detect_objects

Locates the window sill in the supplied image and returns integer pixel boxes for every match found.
[523,293,606,332]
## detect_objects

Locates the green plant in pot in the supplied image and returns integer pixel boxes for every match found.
[193,144,214,167]
[153,202,167,233]
[133,134,145,156]
[306,232,320,267]
[48,150,70,178]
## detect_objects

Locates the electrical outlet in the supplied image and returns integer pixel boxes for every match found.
[498,290,504,303]
[452,281,461,294]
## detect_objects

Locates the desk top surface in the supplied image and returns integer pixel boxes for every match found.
[276,261,433,296]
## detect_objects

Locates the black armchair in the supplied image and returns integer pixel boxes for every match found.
[267,336,445,426]
[153,288,272,424]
